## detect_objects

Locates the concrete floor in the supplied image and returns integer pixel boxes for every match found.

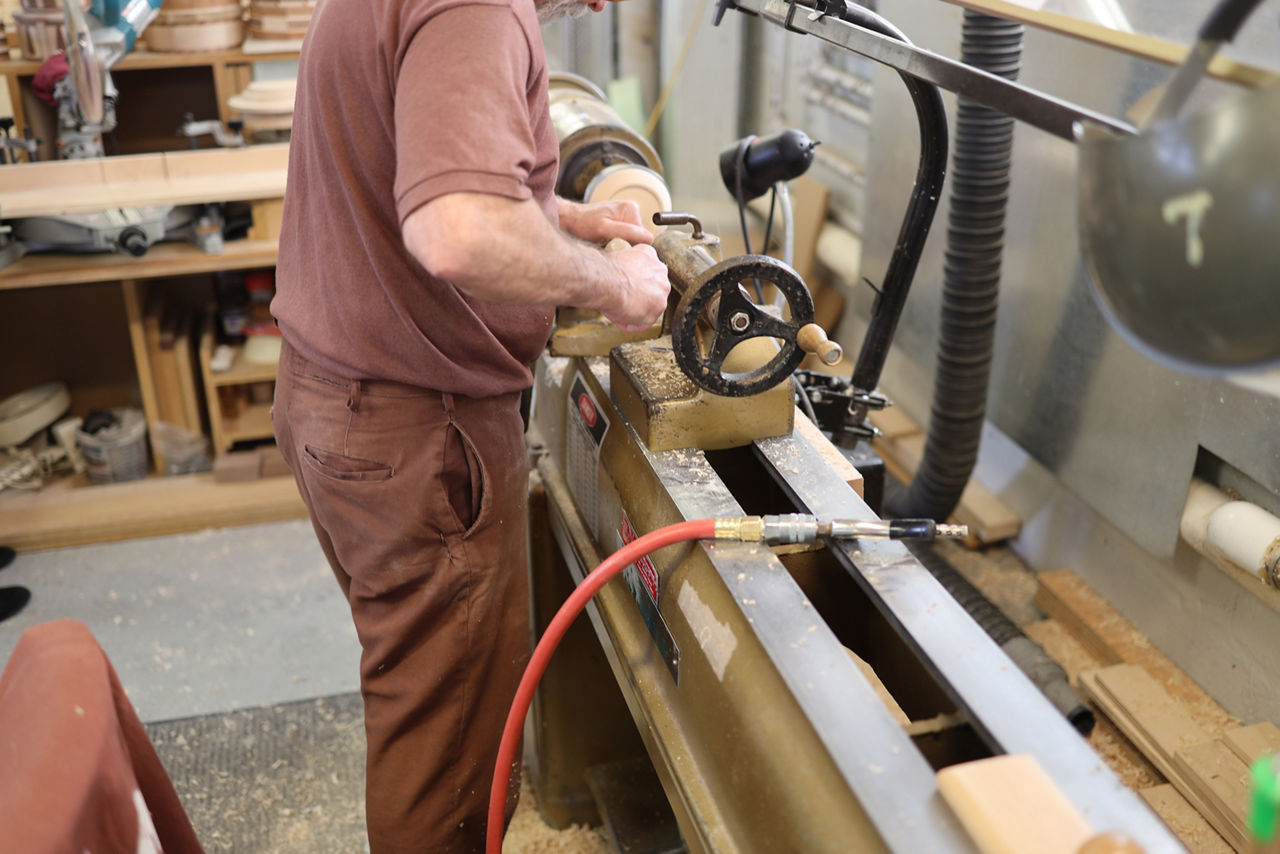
[0,519,607,853]
[0,519,360,723]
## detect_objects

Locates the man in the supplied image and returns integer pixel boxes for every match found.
[270,0,670,851]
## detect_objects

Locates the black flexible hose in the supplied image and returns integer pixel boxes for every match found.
[908,542,1096,737]
[838,5,949,398]
[887,11,1022,522]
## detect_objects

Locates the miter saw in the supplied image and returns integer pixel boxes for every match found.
[48,0,163,159]
[0,1,231,267]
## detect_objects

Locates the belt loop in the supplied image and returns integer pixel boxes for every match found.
[347,379,363,413]
[441,392,456,420]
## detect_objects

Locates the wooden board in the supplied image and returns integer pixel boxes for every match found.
[1037,570,1238,736]
[843,647,910,726]
[0,143,289,218]
[1080,664,1248,852]
[1172,741,1251,851]
[145,290,188,433]
[1223,722,1280,767]
[936,754,1093,854]
[1139,785,1234,854]
[247,197,285,242]
[171,304,204,433]
[936,0,1279,89]
[0,239,279,291]
[865,409,1021,545]
[794,411,864,498]
[0,471,305,552]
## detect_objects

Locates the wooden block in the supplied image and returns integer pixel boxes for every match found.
[213,449,262,483]
[258,445,292,479]
[1139,784,1233,854]
[788,174,830,285]
[793,412,864,498]
[1037,570,1238,736]
[1223,722,1280,767]
[247,197,285,242]
[936,754,1093,854]
[843,647,910,726]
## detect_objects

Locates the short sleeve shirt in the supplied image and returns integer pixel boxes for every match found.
[271,0,558,396]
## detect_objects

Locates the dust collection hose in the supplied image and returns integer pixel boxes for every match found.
[484,514,966,854]
[887,10,1022,523]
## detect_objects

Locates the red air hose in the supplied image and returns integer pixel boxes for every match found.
[486,518,718,854]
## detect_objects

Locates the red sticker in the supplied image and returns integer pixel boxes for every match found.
[577,393,597,427]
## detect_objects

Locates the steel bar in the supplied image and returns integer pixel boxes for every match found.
[727,0,1137,140]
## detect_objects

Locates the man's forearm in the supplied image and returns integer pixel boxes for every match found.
[404,193,624,310]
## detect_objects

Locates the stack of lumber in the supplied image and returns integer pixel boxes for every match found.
[1080,665,1279,852]
[145,0,245,53]
[1040,569,1277,853]
[142,290,203,438]
[247,0,314,41]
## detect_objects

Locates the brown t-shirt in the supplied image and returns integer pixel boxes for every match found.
[271,0,558,396]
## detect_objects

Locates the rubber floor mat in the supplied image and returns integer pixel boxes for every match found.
[145,692,367,852]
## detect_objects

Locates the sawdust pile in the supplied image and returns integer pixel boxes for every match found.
[504,776,609,854]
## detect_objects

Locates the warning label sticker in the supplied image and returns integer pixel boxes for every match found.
[620,512,659,606]
[565,371,608,531]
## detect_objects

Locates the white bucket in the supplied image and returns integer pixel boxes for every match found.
[77,408,148,484]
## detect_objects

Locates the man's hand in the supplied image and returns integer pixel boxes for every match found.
[601,244,670,331]
[558,198,654,247]
[404,192,668,329]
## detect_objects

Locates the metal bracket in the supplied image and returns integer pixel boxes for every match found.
[712,0,739,26]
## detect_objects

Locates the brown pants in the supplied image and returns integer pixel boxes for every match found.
[272,341,529,853]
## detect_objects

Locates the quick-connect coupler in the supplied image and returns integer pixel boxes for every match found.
[714,514,967,544]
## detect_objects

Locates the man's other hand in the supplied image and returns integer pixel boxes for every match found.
[559,198,654,247]
[603,243,670,331]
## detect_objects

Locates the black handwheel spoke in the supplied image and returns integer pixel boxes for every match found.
[748,313,798,341]
[671,254,816,397]
[706,328,737,368]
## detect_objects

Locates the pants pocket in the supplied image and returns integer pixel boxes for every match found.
[441,421,488,537]
[302,444,394,483]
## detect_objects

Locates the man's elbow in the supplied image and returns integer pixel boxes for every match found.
[402,200,480,282]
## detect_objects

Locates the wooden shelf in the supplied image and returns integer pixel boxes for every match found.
[221,400,274,445]
[0,46,300,76]
[0,239,278,291]
[208,342,279,387]
[0,470,305,552]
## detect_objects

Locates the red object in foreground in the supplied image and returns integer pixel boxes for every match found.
[486,518,718,854]
[0,619,204,853]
